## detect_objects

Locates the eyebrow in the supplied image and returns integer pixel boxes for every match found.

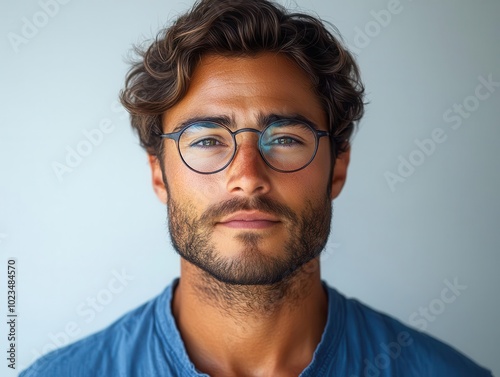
[171,112,320,133]
[172,115,233,133]
[257,113,319,130]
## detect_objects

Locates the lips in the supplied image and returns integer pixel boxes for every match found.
[217,211,280,229]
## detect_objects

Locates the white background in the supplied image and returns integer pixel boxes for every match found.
[1,0,499,375]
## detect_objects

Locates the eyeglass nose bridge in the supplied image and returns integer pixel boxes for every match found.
[231,127,262,139]
[227,127,267,168]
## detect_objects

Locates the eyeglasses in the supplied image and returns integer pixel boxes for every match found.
[158,119,330,174]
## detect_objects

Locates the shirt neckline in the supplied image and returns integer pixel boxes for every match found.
[154,278,345,377]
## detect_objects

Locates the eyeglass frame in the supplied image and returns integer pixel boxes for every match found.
[157,119,331,174]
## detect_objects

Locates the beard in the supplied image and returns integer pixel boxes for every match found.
[167,193,332,286]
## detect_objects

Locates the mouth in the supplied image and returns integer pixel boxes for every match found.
[217,211,281,229]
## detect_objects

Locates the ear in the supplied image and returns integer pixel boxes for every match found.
[330,147,350,200]
[148,154,168,204]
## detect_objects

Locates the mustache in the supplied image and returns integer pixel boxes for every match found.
[199,196,298,224]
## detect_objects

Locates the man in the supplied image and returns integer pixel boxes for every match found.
[21,0,492,376]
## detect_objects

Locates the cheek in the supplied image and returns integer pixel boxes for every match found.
[189,175,225,203]
[277,171,329,213]
[163,142,224,197]
[167,165,223,208]
[294,146,332,195]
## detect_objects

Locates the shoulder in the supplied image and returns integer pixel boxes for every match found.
[325,285,493,376]
[20,285,171,377]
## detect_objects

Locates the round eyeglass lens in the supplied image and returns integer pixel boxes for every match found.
[260,121,317,172]
[179,122,235,173]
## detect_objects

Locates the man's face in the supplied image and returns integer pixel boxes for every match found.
[150,53,349,285]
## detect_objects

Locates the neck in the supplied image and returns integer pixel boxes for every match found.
[172,258,328,377]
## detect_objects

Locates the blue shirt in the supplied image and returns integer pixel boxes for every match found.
[20,279,492,376]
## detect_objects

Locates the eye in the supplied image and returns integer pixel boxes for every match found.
[266,133,306,147]
[191,138,225,147]
[269,136,300,145]
[263,121,313,148]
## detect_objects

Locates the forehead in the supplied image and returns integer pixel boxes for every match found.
[162,53,326,131]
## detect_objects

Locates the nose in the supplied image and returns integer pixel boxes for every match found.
[225,131,271,196]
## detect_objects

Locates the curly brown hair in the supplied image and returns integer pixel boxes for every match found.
[119,0,364,160]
